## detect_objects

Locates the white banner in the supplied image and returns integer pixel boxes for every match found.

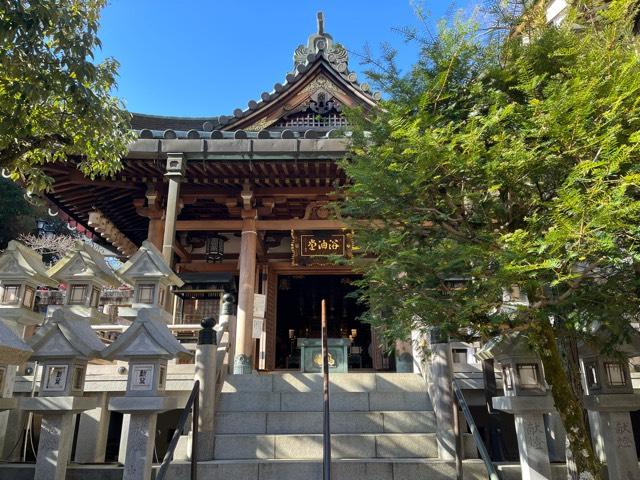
[252,318,264,339]
[253,293,266,318]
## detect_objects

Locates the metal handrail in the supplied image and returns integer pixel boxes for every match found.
[321,299,331,480]
[452,379,501,480]
[156,380,200,480]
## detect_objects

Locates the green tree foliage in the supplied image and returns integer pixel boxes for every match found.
[0,0,133,192]
[339,1,640,477]
[0,178,36,248]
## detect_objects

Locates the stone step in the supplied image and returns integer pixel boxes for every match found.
[0,460,568,480]
[213,433,440,460]
[217,391,432,412]
[221,372,427,393]
[215,411,437,434]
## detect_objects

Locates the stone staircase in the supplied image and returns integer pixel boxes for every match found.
[0,372,487,480]
[198,372,479,479]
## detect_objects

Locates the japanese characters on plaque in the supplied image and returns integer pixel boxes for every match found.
[292,230,353,266]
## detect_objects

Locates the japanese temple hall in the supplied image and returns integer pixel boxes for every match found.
[41,13,388,373]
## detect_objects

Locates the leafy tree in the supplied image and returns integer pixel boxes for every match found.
[0,178,37,248]
[0,0,133,192]
[339,1,640,478]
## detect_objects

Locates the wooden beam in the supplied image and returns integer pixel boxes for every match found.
[175,262,239,273]
[174,241,192,262]
[66,170,142,190]
[266,262,354,275]
[175,219,346,231]
[179,185,337,198]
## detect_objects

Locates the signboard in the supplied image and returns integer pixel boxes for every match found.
[44,365,68,392]
[131,364,154,391]
[292,230,353,266]
[252,318,264,339]
[253,293,266,318]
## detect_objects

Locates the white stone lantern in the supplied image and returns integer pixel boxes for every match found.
[0,240,57,333]
[47,241,119,323]
[580,337,639,396]
[21,309,105,480]
[579,332,640,480]
[479,334,548,397]
[104,308,191,480]
[116,241,184,323]
[476,333,555,480]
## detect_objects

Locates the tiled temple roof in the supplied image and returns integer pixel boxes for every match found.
[129,12,378,140]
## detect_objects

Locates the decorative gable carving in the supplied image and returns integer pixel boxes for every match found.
[119,331,165,357]
[246,74,351,131]
[126,255,159,278]
[0,256,21,275]
[65,256,87,276]
[37,332,77,358]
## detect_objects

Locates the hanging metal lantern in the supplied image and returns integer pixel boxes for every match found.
[205,234,226,263]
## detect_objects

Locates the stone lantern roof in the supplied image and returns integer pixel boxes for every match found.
[579,326,640,358]
[47,241,118,286]
[28,310,105,361]
[475,332,534,361]
[0,240,56,287]
[0,321,32,365]
[117,241,184,287]
[101,309,191,361]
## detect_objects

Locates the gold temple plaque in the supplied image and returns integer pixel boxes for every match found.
[292,230,353,266]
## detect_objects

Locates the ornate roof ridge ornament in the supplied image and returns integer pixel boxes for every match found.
[294,11,348,75]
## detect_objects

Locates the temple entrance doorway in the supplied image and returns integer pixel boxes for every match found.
[274,274,373,370]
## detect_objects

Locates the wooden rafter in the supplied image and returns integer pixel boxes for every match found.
[88,210,138,257]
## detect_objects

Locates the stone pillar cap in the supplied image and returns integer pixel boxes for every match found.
[101,308,191,361]
[28,309,105,361]
[116,241,184,287]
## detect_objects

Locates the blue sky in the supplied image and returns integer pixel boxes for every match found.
[97,1,470,117]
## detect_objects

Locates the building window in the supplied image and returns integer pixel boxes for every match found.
[584,362,600,390]
[137,284,155,304]
[1,285,20,305]
[90,287,101,308]
[72,366,85,391]
[158,365,166,390]
[159,288,165,308]
[22,286,35,309]
[604,362,627,387]
[452,348,467,364]
[68,285,88,305]
[517,363,541,389]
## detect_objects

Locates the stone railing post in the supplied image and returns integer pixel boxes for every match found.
[217,293,235,346]
[427,327,455,460]
[195,317,217,460]
[74,392,110,463]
